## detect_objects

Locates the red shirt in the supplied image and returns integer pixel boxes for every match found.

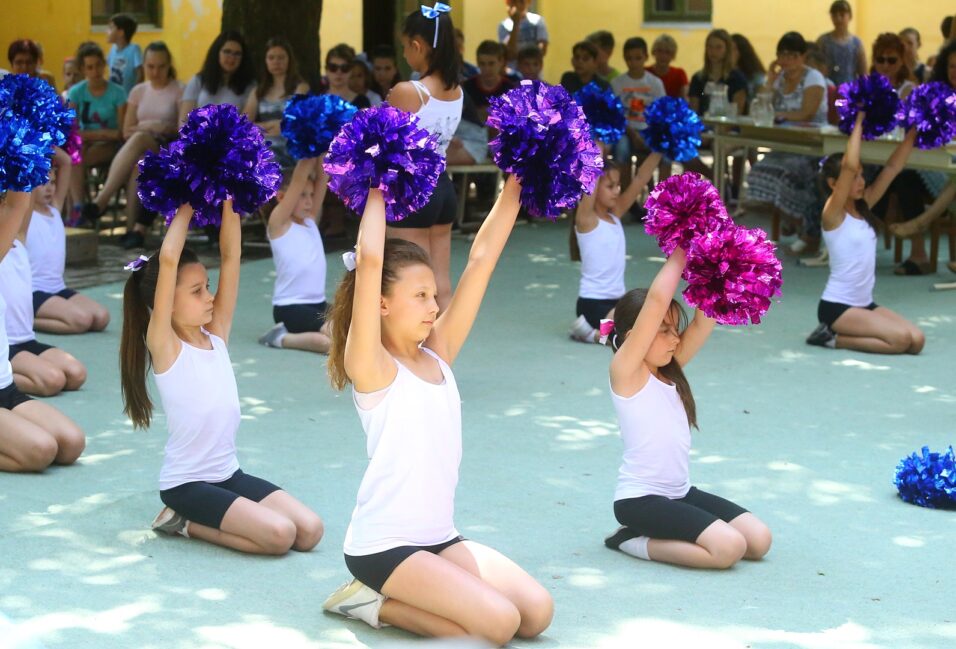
[647,66,688,98]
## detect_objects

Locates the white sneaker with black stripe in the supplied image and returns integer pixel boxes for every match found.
[322,578,385,629]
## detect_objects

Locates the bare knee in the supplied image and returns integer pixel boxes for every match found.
[63,361,87,390]
[886,329,913,354]
[293,514,324,551]
[516,588,554,638]
[908,329,925,354]
[261,518,297,555]
[65,310,95,332]
[54,428,86,465]
[472,600,521,647]
[745,525,773,560]
[22,435,59,471]
[90,308,110,331]
[710,531,747,569]
[31,366,67,396]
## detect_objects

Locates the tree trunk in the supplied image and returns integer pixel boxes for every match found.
[221,0,324,89]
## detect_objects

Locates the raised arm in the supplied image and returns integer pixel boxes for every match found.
[822,112,863,228]
[428,175,522,365]
[863,127,916,208]
[310,155,328,223]
[503,8,524,63]
[574,181,600,232]
[0,192,33,264]
[613,151,662,215]
[267,157,316,239]
[344,189,397,393]
[207,200,241,344]
[51,147,72,212]
[609,247,686,395]
[673,309,716,367]
[146,204,192,373]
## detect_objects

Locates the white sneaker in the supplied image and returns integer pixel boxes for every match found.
[322,578,385,629]
[258,322,288,348]
[151,507,189,537]
[569,314,596,343]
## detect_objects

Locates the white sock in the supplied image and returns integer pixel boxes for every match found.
[275,332,287,348]
[619,536,651,560]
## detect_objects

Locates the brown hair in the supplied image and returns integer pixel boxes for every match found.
[702,29,734,81]
[870,32,911,87]
[572,40,599,60]
[608,289,698,428]
[120,249,201,429]
[569,159,623,262]
[327,238,432,390]
[257,37,303,99]
[818,153,882,233]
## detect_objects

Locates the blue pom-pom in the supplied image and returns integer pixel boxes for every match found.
[642,97,703,162]
[897,82,956,150]
[835,73,900,140]
[0,73,74,147]
[0,114,56,192]
[281,93,358,160]
[137,104,281,227]
[323,105,445,222]
[487,80,603,219]
[894,446,956,509]
[574,82,626,144]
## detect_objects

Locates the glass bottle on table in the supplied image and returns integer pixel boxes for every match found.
[750,90,775,126]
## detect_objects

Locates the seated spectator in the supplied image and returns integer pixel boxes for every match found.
[647,34,689,98]
[324,43,370,108]
[499,0,549,71]
[67,41,127,225]
[516,45,543,81]
[7,39,56,87]
[60,56,80,99]
[731,33,766,103]
[83,41,182,248]
[560,41,611,94]
[463,40,516,123]
[106,12,143,93]
[899,28,929,83]
[805,44,838,125]
[243,37,309,169]
[455,29,479,80]
[611,37,664,166]
[180,31,256,123]
[871,32,915,99]
[688,29,747,116]
[744,32,827,254]
[350,60,382,106]
[588,30,620,81]
[370,44,402,98]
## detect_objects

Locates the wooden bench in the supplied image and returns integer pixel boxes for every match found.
[65,227,98,265]
[447,164,502,228]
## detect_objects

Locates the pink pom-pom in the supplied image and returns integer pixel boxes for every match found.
[644,172,730,255]
[65,119,82,165]
[682,224,783,326]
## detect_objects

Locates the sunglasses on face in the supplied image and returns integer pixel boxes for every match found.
[327,63,349,73]
[875,56,899,65]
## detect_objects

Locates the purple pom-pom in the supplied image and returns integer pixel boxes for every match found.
[896,81,956,150]
[895,446,956,509]
[323,104,445,221]
[137,104,280,227]
[0,114,55,192]
[65,119,82,165]
[682,224,783,326]
[487,80,603,219]
[644,172,730,255]
[281,93,358,160]
[835,73,901,140]
[0,74,74,147]
[642,97,703,162]
[574,81,627,144]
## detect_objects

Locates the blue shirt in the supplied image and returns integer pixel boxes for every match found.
[108,42,143,93]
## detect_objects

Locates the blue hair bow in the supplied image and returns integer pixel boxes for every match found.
[420,2,451,47]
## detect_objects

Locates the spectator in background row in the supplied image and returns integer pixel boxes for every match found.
[516,45,543,81]
[499,0,549,71]
[899,28,929,83]
[731,33,766,102]
[325,43,370,109]
[243,37,309,169]
[180,31,256,124]
[60,56,80,98]
[560,40,611,94]
[588,30,620,81]
[647,34,688,99]
[106,13,143,93]
[804,45,839,125]
[816,0,865,86]
[455,29,479,80]
[688,29,747,116]
[611,37,664,166]
[351,60,382,106]
[7,39,56,87]
[369,44,402,99]
[870,32,915,99]
[463,41,516,124]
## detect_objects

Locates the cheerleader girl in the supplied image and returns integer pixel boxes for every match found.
[569,151,662,343]
[119,201,323,554]
[601,248,772,569]
[0,190,85,472]
[321,179,553,645]
[805,112,924,353]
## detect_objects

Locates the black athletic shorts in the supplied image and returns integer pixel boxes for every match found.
[8,339,55,360]
[159,468,282,530]
[817,300,878,328]
[33,288,77,313]
[614,486,748,544]
[345,535,465,594]
[388,173,456,229]
[273,302,328,333]
[0,383,33,410]
[577,296,620,330]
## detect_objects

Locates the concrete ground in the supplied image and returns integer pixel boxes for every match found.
[1,215,954,649]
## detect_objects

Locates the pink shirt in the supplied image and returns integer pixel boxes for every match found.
[127,80,183,133]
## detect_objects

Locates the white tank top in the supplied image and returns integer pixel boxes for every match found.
[612,374,692,501]
[268,218,327,306]
[0,241,36,344]
[0,293,12,389]
[344,348,462,555]
[154,332,241,490]
[410,80,463,156]
[25,207,67,294]
[576,214,626,300]
[821,214,877,307]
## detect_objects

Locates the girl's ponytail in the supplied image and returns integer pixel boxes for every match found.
[403,8,460,90]
[120,267,154,429]
[327,268,357,391]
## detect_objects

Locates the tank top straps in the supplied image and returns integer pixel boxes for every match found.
[576,213,627,300]
[821,213,877,307]
[409,80,463,157]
